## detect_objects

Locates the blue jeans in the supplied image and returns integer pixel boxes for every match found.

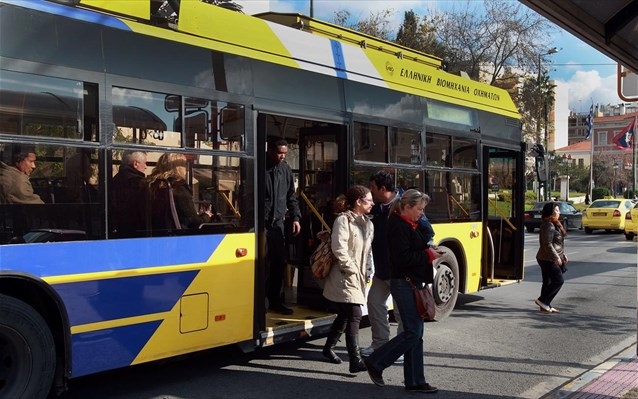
[537,259,564,307]
[366,278,427,387]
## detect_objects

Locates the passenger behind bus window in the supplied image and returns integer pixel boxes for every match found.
[65,149,98,203]
[0,145,44,204]
[110,150,148,237]
[146,153,213,230]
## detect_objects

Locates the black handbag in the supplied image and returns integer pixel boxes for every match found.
[406,277,436,321]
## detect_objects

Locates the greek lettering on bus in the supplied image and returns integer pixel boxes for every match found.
[436,78,470,93]
[473,88,500,102]
[399,68,432,84]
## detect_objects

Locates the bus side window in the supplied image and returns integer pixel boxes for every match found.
[0,144,103,243]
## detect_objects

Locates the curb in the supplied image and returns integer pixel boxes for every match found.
[543,343,637,399]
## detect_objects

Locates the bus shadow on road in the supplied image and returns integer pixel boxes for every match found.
[455,293,485,306]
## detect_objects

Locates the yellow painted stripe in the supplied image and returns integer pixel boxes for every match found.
[79,0,149,19]
[71,312,169,334]
[43,264,203,285]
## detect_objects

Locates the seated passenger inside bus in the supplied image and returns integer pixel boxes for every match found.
[146,153,213,230]
[0,144,44,205]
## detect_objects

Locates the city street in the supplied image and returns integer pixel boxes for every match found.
[64,230,637,399]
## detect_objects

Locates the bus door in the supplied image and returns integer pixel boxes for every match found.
[257,113,346,314]
[296,124,347,309]
[482,146,525,286]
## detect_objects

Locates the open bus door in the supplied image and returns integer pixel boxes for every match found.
[256,113,346,348]
[296,124,347,308]
[482,146,525,287]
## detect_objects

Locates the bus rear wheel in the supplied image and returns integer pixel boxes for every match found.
[431,246,459,320]
[0,294,55,399]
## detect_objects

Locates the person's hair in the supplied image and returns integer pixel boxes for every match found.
[390,189,429,214]
[267,139,288,151]
[370,171,395,192]
[123,150,146,165]
[9,145,36,165]
[542,201,566,236]
[146,153,187,187]
[333,185,370,213]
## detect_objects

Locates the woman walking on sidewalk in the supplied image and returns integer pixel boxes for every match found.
[363,189,442,393]
[321,185,374,373]
[535,201,567,313]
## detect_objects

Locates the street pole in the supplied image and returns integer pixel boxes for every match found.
[613,160,620,198]
[563,154,571,202]
[537,48,558,201]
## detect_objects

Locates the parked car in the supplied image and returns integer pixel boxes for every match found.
[624,202,638,240]
[582,199,635,234]
[523,201,582,233]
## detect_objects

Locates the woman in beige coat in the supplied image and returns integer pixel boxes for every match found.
[322,185,374,373]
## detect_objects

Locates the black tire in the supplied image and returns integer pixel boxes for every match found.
[562,219,569,230]
[526,226,535,233]
[626,233,635,241]
[585,227,593,234]
[431,245,459,320]
[0,294,55,399]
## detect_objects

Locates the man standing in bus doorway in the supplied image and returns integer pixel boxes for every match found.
[362,171,403,362]
[265,139,301,315]
[0,145,44,204]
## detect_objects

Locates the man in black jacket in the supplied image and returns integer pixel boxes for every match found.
[110,150,147,237]
[264,139,301,315]
[361,171,403,360]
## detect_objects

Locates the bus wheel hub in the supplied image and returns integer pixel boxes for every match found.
[434,265,455,304]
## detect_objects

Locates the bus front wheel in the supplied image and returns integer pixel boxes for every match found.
[432,246,459,320]
[0,294,55,399]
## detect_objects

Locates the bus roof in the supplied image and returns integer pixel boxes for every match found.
[19,0,519,118]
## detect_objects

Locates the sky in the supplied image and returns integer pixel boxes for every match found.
[234,0,623,114]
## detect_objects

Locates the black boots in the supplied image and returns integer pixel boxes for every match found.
[346,334,367,373]
[322,329,343,364]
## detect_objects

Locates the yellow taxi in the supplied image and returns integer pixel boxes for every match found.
[582,199,635,234]
[624,202,638,240]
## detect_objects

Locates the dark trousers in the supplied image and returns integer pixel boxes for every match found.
[367,278,427,388]
[266,221,287,307]
[329,302,363,335]
[537,259,564,306]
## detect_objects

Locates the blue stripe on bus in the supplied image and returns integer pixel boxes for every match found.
[330,39,347,79]
[72,320,162,377]
[0,235,224,277]
[53,270,199,326]
[2,0,131,31]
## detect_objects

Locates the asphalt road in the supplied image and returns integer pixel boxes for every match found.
[63,229,637,399]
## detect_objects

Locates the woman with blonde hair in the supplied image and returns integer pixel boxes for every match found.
[146,153,212,230]
[321,185,374,373]
[364,189,442,392]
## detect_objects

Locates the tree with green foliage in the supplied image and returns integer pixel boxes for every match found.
[395,10,445,57]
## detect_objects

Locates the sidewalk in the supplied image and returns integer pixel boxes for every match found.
[545,344,638,399]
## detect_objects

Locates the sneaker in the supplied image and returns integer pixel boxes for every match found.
[394,355,404,364]
[360,346,374,357]
[364,358,385,387]
[405,383,438,393]
[534,298,550,312]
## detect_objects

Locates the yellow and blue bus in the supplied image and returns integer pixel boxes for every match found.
[0,0,525,397]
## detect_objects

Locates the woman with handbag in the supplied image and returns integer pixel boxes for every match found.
[535,202,567,313]
[364,189,442,393]
[321,185,374,373]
